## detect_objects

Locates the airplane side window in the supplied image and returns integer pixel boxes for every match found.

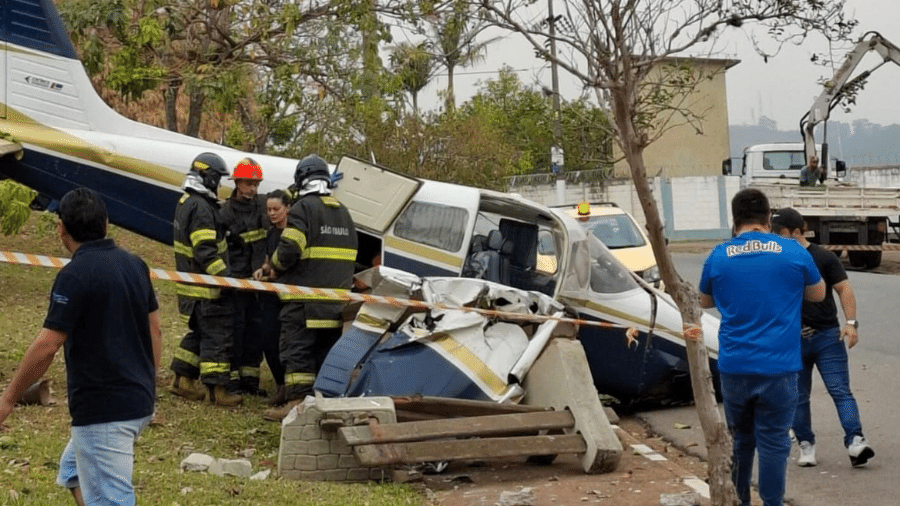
[394,202,468,252]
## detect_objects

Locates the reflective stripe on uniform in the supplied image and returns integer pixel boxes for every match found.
[281,228,307,251]
[277,288,349,302]
[306,319,342,329]
[173,241,192,258]
[285,372,315,387]
[179,193,190,204]
[271,250,284,270]
[229,370,240,381]
[240,367,260,378]
[200,362,230,376]
[173,347,200,367]
[205,258,227,276]
[320,196,341,208]
[240,229,266,243]
[217,239,227,254]
[176,283,221,299]
[190,228,216,245]
[301,246,356,262]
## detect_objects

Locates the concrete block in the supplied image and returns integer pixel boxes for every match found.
[347,467,373,481]
[317,454,339,470]
[307,439,331,456]
[215,458,252,478]
[301,424,322,441]
[294,455,318,471]
[314,396,396,425]
[522,338,623,474]
[330,438,352,455]
[180,453,215,472]
[338,454,360,469]
[301,469,348,482]
[281,439,309,456]
[250,469,271,481]
[280,469,301,480]
[277,454,294,475]
[282,425,303,441]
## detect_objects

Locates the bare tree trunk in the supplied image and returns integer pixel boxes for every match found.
[164,75,181,133]
[610,87,738,506]
[445,65,456,112]
[185,88,205,138]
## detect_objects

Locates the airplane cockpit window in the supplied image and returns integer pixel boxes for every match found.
[394,201,468,252]
[587,235,639,294]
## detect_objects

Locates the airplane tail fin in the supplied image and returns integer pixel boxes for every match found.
[0,0,138,132]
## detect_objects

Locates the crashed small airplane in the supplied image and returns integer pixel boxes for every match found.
[0,0,720,404]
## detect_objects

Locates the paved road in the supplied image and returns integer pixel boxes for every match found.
[639,252,899,506]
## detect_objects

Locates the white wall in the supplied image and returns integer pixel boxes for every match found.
[508,175,739,241]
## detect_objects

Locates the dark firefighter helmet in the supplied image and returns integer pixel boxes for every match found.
[189,152,229,193]
[294,154,330,189]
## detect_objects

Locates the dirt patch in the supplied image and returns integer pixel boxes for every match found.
[421,417,712,506]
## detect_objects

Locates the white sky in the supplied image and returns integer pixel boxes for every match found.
[414,0,900,129]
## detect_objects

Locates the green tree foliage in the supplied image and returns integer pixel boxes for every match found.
[58,0,399,147]
[389,41,434,115]
[455,68,612,176]
[0,181,35,236]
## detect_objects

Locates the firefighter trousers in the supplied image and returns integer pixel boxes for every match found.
[259,293,285,386]
[231,290,264,391]
[171,295,234,386]
[279,301,341,400]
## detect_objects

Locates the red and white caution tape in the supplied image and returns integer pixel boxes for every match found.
[0,250,630,331]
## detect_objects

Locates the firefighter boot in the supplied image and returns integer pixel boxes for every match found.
[207,384,243,407]
[262,399,302,422]
[265,385,287,406]
[168,375,206,402]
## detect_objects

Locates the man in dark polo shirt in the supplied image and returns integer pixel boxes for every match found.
[0,188,161,506]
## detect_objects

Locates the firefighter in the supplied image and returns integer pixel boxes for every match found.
[262,155,357,421]
[219,157,269,396]
[169,152,242,407]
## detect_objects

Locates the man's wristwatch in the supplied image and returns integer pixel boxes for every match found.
[846,319,859,329]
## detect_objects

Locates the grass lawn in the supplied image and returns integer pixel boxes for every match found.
[0,215,426,505]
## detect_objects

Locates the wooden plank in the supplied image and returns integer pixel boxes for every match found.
[340,410,575,446]
[353,434,587,466]
[391,395,550,418]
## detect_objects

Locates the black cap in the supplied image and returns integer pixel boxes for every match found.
[771,207,804,231]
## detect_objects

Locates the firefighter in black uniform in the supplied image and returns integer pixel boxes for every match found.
[169,152,242,407]
[219,157,268,396]
[262,155,357,421]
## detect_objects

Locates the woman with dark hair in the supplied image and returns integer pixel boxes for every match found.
[253,190,291,405]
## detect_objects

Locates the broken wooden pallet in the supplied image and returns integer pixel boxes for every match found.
[339,400,584,466]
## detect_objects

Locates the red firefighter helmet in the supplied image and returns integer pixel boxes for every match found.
[230,157,263,181]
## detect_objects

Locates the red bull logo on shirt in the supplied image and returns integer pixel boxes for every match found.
[726,240,783,257]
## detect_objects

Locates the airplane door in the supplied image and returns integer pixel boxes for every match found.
[333,155,421,234]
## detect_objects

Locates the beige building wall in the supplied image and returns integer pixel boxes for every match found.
[614,57,738,178]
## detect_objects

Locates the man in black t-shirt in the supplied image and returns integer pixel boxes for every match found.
[0,188,161,505]
[772,207,874,468]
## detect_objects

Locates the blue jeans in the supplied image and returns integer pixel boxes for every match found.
[792,326,863,447]
[57,415,152,506]
[721,372,798,506]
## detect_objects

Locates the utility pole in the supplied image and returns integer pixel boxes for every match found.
[548,0,565,204]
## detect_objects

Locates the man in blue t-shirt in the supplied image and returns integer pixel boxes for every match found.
[699,188,825,506]
[0,188,161,506]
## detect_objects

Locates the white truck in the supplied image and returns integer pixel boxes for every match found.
[730,142,899,269]
[727,32,900,270]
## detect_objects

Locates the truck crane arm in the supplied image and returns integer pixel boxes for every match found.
[801,31,900,171]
